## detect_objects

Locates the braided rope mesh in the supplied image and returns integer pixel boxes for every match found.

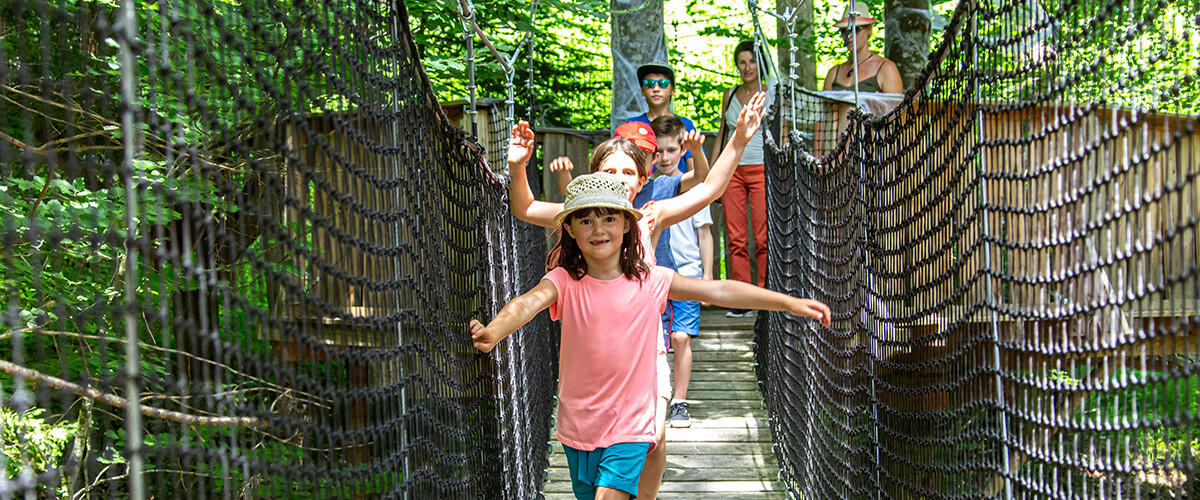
[0,0,555,497]
[764,0,1200,498]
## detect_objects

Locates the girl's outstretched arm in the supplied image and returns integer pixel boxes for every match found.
[651,93,766,230]
[507,121,565,228]
[470,279,559,353]
[668,274,831,327]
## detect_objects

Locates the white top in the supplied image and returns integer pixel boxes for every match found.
[724,86,774,165]
[668,204,713,279]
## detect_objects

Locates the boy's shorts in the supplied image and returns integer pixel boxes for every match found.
[667,299,701,337]
[563,442,652,499]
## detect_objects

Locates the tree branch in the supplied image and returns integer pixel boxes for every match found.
[0,358,264,429]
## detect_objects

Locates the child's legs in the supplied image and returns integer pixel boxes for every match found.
[595,487,632,500]
[636,396,669,500]
[744,164,769,287]
[668,299,701,399]
[564,443,650,500]
[721,168,752,284]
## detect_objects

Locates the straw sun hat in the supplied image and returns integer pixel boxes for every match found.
[833,3,878,28]
[551,173,643,229]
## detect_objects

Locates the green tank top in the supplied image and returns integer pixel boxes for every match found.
[830,75,883,93]
[830,59,885,93]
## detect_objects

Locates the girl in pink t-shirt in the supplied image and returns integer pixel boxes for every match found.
[506,94,767,499]
[471,173,831,500]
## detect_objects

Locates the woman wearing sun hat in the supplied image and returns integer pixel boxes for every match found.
[822,2,903,94]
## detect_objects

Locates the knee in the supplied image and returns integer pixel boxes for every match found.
[669,331,690,348]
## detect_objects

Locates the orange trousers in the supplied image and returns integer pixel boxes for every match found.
[721,163,767,287]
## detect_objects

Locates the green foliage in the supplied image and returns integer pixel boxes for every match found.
[1,407,79,492]
[410,0,965,131]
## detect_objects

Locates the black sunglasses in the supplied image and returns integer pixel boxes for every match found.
[642,78,672,89]
[839,27,867,38]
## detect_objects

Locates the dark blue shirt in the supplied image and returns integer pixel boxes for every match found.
[633,175,683,270]
[627,114,703,174]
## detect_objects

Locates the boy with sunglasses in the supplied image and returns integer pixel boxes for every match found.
[627,61,703,174]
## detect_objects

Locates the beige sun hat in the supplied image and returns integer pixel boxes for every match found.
[551,173,643,229]
[834,3,878,28]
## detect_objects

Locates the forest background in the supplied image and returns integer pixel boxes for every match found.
[413,0,958,132]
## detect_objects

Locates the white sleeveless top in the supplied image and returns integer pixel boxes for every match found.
[723,86,773,165]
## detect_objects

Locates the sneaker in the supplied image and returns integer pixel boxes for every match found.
[668,401,691,428]
[725,310,749,318]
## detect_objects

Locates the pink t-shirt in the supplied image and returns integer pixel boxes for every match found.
[637,207,658,265]
[544,265,674,451]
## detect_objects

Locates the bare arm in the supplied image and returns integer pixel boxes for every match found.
[549,156,575,197]
[822,65,839,91]
[677,130,710,192]
[507,121,564,228]
[668,275,831,327]
[652,92,765,231]
[877,59,904,94]
[470,279,559,353]
[698,224,713,281]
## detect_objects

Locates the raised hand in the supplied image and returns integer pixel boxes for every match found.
[549,156,575,174]
[508,121,535,167]
[789,298,832,327]
[470,319,499,353]
[732,92,766,147]
[680,129,705,152]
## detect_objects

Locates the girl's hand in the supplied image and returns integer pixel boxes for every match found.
[789,298,832,327]
[508,121,535,167]
[470,319,499,353]
[681,130,705,152]
[732,92,766,147]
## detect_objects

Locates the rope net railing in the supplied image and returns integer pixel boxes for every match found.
[0,0,556,497]
[763,0,1200,498]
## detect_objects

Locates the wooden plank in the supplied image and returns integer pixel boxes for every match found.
[680,390,764,401]
[688,372,759,382]
[670,351,755,362]
[549,452,778,468]
[548,466,778,483]
[678,380,759,391]
[542,132,568,203]
[688,338,754,351]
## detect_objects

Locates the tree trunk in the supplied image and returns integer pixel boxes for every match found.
[883,0,931,91]
[777,0,816,91]
[610,0,667,131]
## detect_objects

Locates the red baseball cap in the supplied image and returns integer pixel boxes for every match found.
[614,121,658,153]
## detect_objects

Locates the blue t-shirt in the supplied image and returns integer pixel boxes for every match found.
[627,114,702,174]
[633,175,683,270]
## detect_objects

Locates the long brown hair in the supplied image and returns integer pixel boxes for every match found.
[546,207,649,281]
[589,137,651,180]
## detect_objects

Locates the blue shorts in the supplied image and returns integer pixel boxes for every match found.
[563,442,651,499]
[666,299,700,337]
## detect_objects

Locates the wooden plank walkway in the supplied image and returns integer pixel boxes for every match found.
[543,310,787,499]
